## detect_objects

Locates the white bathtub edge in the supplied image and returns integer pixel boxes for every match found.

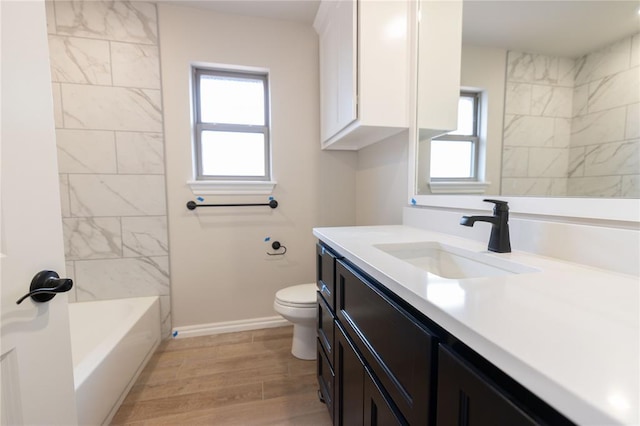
[102,335,160,426]
[172,315,288,339]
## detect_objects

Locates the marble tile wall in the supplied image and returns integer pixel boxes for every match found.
[46,1,171,336]
[568,34,640,197]
[503,33,640,197]
[501,51,573,196]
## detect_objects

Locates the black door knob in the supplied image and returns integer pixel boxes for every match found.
[16,270,73,305]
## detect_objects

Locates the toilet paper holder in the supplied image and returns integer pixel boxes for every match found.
[267,241,287,256]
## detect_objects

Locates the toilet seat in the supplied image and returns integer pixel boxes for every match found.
[275,283,316,308]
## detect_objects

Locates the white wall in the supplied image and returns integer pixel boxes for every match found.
[158,4,356,329]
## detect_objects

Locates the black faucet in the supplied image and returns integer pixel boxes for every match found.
[460,199,511,253]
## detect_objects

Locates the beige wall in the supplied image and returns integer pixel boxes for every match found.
[158,4,356,328]
[356,132,409,225]
[459,44,507,196]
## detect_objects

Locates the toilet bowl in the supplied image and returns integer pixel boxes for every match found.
[273,283,317,360]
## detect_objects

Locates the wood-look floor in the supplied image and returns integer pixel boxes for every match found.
[111,326,332,425]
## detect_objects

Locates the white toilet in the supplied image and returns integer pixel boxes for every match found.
[273,283,317,360]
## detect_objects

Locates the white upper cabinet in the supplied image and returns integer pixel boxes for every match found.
[314,0,411,150]
[416,0,462,140]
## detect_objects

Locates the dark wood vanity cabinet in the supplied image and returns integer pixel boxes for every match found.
[335,260,435,425]
[437,345,538,426]
[315,241,573,426]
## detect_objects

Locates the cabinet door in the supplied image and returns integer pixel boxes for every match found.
[316,0,357,142]
[317,243,337,310]
[335,324,364,426]
[437,345,538,426]
[317,291,335,365]
[364,369,408,426]
[317,339,335,419]
[336,260,436,425]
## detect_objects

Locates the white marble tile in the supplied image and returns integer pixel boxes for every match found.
[553,118,571,148]
[111,42,160,89]
[62,84,162,132]
[52,83,64,128]
[531,86,573,118]
[504,83,531,115]
[54,1,158,45]
[570,108,627,147]
[59,174,71,218]
[115,132,164,174]
[501,177,567,196]
[583,140,640,177]
[48,35,111,85]
[632,33,640,68]
[626,103,640,140]
[65,261,77,303]
[69,174,167,217]
[56,129,117,173]
[503,114,555,147]
[122,216,168,257]
[572,84,589,118]
[567,176,621,197]
[507,51,558,84]
[45,1,56,34]
[575,36,632,86]
[528,148,569,178]
[621,174,640,198]
[501,147,529,178]
[557,57,576,87]
[63,217,122,260]
[568,147,585,178]
[74,256,170,301]
[588,67,640,113]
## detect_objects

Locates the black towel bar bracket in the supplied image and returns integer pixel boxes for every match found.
[186,199,278,210]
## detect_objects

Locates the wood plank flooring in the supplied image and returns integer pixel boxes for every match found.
[111,326,332,425]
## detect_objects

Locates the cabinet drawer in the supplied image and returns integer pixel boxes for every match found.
[437,345,538,426]
[317,243,337,310]
[317,291,335,366]
[317,339,335,420]
[336,260,436,426]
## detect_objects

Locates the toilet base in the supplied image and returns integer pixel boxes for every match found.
[291,322,316,360]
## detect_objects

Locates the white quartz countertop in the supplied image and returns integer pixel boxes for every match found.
[313,225,639,426]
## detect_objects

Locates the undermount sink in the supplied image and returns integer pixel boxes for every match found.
[374,241,539,279]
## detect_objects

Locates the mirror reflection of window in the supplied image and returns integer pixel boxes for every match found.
[430,92,480,181]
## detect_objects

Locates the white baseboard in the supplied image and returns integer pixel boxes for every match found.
[171,315,289,339]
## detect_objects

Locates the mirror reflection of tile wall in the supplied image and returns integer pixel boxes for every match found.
[502,33,639,198]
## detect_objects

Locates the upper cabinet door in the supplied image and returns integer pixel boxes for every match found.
[315,0,411,150]
[315,0,357,143]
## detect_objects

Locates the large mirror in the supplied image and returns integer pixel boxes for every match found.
[416,1,640,198]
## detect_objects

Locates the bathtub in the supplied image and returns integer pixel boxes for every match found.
[68,297,161,425]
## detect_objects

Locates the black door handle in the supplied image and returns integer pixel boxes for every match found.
[16,270,73,305]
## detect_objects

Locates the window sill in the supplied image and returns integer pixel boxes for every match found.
[187,180,277,195]
[429,181,490,194]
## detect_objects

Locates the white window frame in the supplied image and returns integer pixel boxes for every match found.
[429,91,489,194]
[188,65,276,195]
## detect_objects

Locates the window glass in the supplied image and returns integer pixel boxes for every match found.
[201,131,265,176]
[431,92,480,181]
[200,75,265,125]
[193,67,270,181]
[449,96,475,136]
[430,140,473,178]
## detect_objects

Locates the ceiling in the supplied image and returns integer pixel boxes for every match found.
[166,0,640,57]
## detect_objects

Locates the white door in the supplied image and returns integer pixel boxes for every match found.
[0,1,78,424]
